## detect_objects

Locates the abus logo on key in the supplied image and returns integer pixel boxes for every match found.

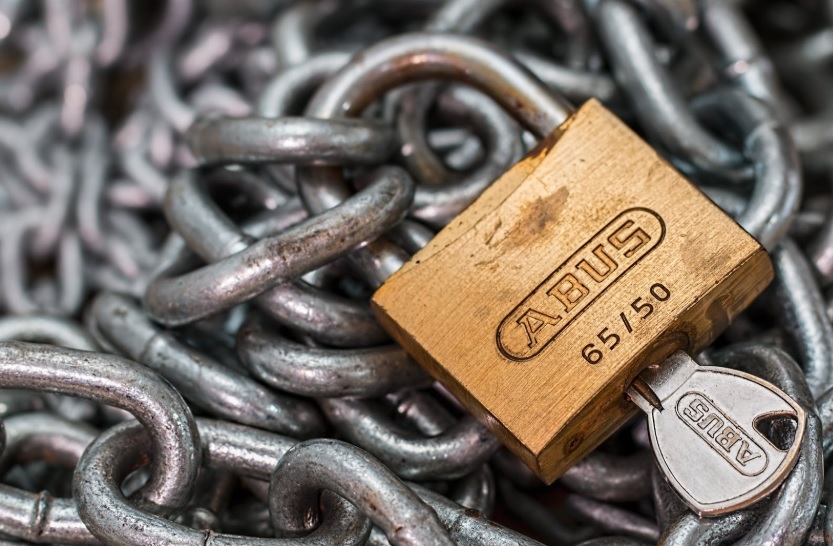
[497,207,665,361]
[676,392,767,476]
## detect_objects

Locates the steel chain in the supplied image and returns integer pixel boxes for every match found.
[0,0,830,544]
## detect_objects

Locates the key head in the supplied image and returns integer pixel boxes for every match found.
[632,352,805,516]
[372,99,774,483]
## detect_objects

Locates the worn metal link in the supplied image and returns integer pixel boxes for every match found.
[0,1,831,545]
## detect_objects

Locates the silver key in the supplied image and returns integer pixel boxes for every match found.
[627,351,805,517]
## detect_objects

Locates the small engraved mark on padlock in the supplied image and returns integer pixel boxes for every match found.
[675,391,767,476]
[497,207,666,361]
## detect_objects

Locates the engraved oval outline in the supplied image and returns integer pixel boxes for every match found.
[496,207,665,361]
[675,391,768,477]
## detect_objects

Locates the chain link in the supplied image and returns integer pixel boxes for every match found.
[0,0,830,544]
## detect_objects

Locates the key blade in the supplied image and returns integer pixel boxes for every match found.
[635,351,805,517]
[627,351,697,413]
[629,376,663,411]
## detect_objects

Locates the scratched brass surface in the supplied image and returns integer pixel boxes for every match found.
[372,100,773,483]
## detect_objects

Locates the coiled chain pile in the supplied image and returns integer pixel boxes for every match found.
[0,0,830,544]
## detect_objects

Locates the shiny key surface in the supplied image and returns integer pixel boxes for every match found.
[628,351,805,517]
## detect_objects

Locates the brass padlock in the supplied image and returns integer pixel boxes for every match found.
[372,99,774,485]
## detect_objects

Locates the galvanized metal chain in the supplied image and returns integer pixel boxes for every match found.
[0,0,831,544]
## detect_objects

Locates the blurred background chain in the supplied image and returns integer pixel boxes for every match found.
[0,0,830,544]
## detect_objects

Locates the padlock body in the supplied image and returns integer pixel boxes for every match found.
[372,99,773,483]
